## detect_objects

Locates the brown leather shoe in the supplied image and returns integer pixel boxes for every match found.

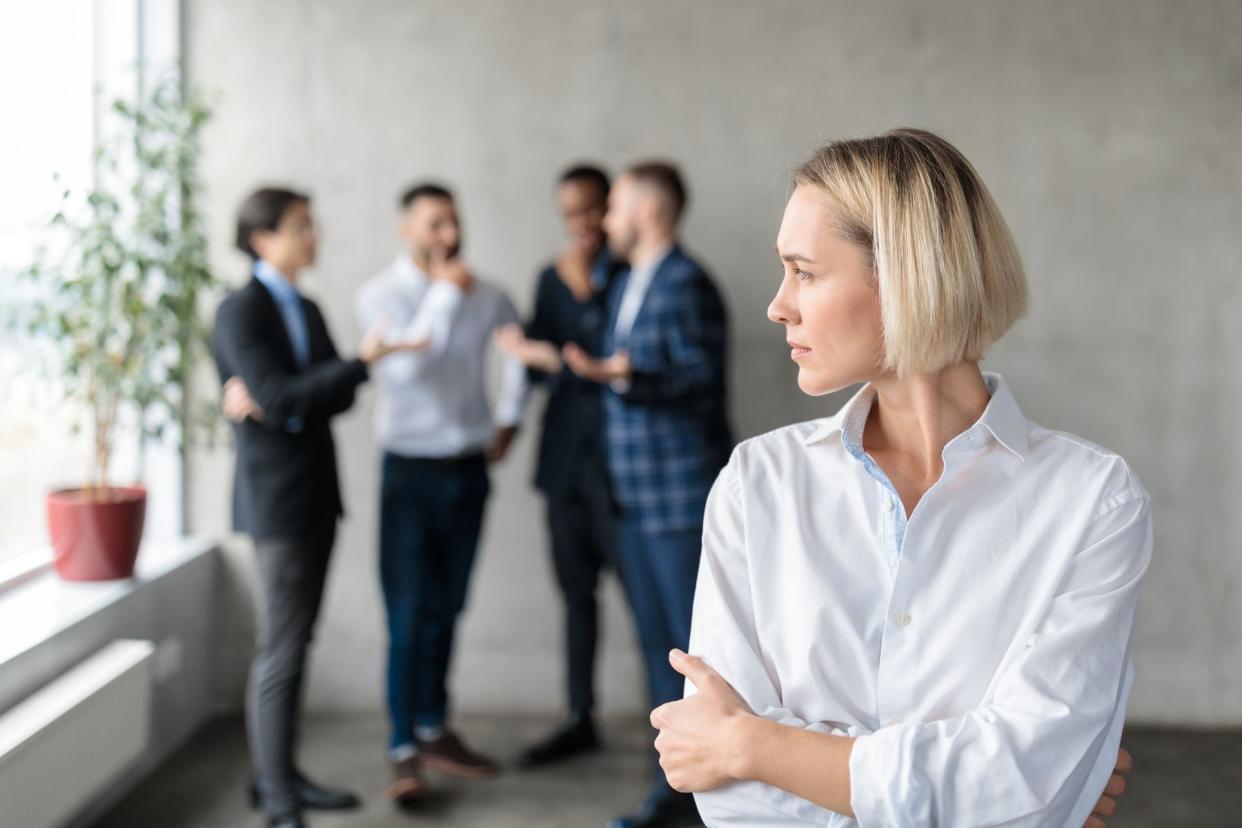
[419,731,499,779]
[385,756,426,803]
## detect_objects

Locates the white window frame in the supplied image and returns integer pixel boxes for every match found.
[0,0,184,591]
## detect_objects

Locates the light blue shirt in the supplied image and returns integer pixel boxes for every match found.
[253,259,310,432]
[839,386,909,575]
[253,259,310,368]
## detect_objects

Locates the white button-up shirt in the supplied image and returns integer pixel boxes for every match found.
[356,254,527,458]
[611,243,673,346]
[689,373,1152,827]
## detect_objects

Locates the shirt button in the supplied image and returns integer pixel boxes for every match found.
[883,497,894,513]
[895,611,912,627]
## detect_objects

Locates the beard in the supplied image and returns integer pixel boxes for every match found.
[606,229,636,264]
[416,240,460,262]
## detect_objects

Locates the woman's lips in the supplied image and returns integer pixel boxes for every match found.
[788,342,811,360]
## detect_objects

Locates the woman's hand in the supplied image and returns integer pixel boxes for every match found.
[653,647,1135,820]
[650,649,754,793]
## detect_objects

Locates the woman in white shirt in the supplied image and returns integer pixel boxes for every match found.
[649,128,1150,827]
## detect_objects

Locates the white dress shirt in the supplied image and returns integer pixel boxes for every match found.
[355,254,528,458]
[689,373,1152,827]
[612,243,673,346]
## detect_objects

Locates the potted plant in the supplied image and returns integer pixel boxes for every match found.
[6,74,215,581]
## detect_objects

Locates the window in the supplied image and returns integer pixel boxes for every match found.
[0,0,183,572]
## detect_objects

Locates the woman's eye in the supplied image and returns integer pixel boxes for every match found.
[795,268,812,281]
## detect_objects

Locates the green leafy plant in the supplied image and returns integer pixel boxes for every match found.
[7,73,216,497]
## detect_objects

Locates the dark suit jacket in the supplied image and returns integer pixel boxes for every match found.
[525,254,616,498]
[211,275,369,538]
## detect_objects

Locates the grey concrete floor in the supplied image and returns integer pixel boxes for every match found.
[98,714,654,828]
[97,715,1241,827]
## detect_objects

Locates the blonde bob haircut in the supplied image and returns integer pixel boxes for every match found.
[792,128,1028,378]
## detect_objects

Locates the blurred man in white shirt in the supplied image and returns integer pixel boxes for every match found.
[355,183,527,803]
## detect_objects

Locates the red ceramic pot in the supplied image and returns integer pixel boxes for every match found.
[46,485,147,581]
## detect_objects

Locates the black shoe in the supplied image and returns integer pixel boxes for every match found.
[249,770,361,812]
[607,790,702,828]
[267,814,304,828]
[518,712,600,767]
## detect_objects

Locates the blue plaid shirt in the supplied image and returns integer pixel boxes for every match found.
[603,245,733,533]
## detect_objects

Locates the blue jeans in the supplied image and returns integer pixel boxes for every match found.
[616,518,702,798]
[379,452,489,752]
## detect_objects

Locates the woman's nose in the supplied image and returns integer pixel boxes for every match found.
[768,280,797,325]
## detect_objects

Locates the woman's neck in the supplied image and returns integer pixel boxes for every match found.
[864,362,990,481]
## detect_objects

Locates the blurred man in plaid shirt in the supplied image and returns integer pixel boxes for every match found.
[563,161,732,828]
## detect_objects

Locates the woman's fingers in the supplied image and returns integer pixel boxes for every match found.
[668,649,718,688]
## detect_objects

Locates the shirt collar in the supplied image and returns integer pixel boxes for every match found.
[253,259,301,304]
[976,374,1029,459]
[800,382,874,453]
[628,243,675,283]
[802,371,1028,461]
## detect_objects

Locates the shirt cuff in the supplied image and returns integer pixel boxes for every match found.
[428,278,465,307]
[847,724,914,827]
[390,279,464,343]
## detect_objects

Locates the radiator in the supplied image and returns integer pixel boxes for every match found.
[0,639,156,828]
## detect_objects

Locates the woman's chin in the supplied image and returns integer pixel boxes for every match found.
[798,365,866,398]
[796,370,832,397]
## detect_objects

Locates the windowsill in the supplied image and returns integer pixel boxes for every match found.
[0,536,216,670]
[0,547,54,591]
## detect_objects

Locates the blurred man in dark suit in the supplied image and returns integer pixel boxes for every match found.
[495,164,620,767]
[213,187,422,828]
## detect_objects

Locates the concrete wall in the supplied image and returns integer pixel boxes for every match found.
[185,0,1242,724]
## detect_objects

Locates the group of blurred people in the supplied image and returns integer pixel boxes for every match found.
[212,159,729,828]
[212,125,1149,828]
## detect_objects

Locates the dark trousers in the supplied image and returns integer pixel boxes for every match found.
[247,524,336,817]
[545,449,618,715]
[616,518,702,796]
[380,451,489,752]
